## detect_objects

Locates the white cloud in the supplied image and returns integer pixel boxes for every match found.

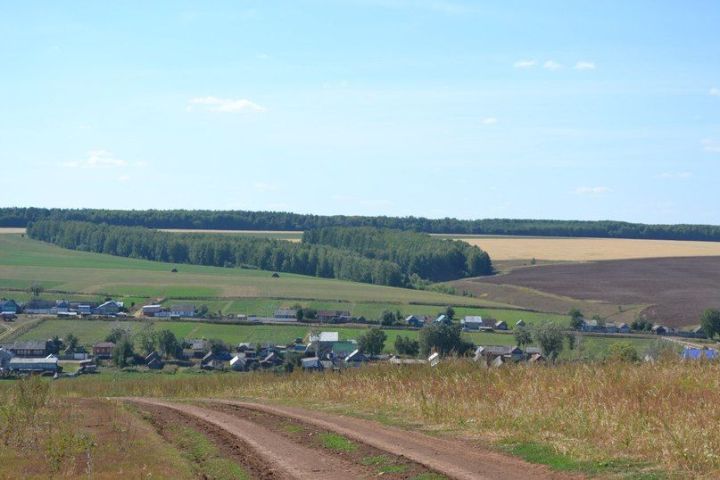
[710,87,720,97]
[543,60,562,70]
[658,172,692,179]
[575,186,610,195]
[481,117,498,125]
[187,96,266,113]
[118,174,131,182]
[574,61,596,70]
[702,139,720,153]
[253,181,279,192]
[513,59,536,69]
[61,150,128,169]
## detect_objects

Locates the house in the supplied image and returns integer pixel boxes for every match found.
[529,353,546,363]
[7,340,47,357]
[1,312,16,321]
[0,299,19,314]
[434,314,450,325]
[474,345,524,363]
[682,347,719,361]
[92,342,115,359]
[405,315,426,328]
[201,352,223,370]
[77,304,92,316]
[317,310,351,323]
[617,323,631,334]
[170,304,195,318]
[142,305,163,317]
[515,319,527,328]
[260,352,282,368]
[230,355,247,371]
[274,309,297,320]
[55,300,71,313]
[330,340,358,359]
[145,351,161,364]
[188,339,209,357]
[22,299,55,315]
[494,320,509,331]
[301,356,323,370]
[0,347,14,369]
[604,323,619,334]
[461,316,484,331]
[147,357,164,370]
[345,349,368,366]
[652,325,668,335]
[428,352,440,367]
[8,355,59,374]
[307,332,346,357]
[95,300,121,316]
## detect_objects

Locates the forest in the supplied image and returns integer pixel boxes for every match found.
[5,207,720,241]
[26,221,491,286]
[304,227,492,281]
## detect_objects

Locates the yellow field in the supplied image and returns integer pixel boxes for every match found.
[446,235,720,261]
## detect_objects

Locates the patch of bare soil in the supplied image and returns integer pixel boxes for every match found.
[201,401,436,479]
[474,256,720,327]
[209,400,582,480]
[132,402,280,479]
[126,398,377,479]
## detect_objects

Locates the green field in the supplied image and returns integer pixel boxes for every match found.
[0,234,569,324]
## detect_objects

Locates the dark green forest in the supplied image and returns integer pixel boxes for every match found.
[26,221,491,286]
[5,207,720,241]
[304,227,491,281]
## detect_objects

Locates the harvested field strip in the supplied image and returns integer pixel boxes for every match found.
[439,235,720,261]
[206,400,573,480]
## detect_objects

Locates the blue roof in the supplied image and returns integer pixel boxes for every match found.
[682,348,719,360]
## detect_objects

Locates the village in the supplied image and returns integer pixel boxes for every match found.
[1,295,717,379]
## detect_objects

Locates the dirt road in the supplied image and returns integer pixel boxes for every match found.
[126,398,579,480]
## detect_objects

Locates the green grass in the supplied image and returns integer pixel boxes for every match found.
[500,441,664,478]
[171,425,249,480]
[319,432,357,452]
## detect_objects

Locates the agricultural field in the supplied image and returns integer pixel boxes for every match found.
[474,256,720,327]
[0,233,518,312]
[436,234,720,261]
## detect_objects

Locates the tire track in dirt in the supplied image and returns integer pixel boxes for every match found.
[207,400,582,480]
[126,398,379,479]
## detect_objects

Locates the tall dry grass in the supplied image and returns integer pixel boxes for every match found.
[32,360,720,475]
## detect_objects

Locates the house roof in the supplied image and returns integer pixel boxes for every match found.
[301,357,321,368]
[274,309,297,315]
[345,349,366,362]
[463,316,483,324]
[9,341,46,351]
[9,356,58,365]
[494,320,508,327]
[310,332,339,343]
[93,342,115,349]
[171,304,195,312]
[97,301,120,309]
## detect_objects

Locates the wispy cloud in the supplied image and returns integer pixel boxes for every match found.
[61,150,128,169]
[710,87,720,97]
[658,171,692,179]
[481,117,498,125]
[574,61,596,70]
[513,59,536,69]
[253,181,279,192]
[543,60,562,70]
[702,139,720,153]
[575,186,610,195]
[187,96,266,113]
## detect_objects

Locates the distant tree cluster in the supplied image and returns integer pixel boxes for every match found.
[303,227,492,281]
[6,207,720,241]
[27,220,406,286]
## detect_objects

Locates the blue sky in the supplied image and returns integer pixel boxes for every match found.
[1,1,719,224]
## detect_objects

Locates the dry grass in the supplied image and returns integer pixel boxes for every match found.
[445,235,720,261]
[37,359,720,477]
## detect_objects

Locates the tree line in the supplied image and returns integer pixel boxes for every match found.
[6,207,720,241]
[27,220,405,286]
[303,227,492,281]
